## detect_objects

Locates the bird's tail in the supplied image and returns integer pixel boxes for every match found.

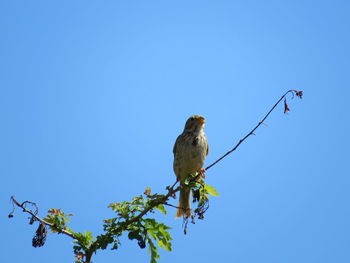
[175,185,191,218]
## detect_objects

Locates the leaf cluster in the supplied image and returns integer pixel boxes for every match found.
[100,194,172,262]
[38,191,176,263]
[9,177,219,263]
[44,208,74,234]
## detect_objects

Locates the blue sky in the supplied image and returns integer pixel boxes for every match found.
[1,1,350,262]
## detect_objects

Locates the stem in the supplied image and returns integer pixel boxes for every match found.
[85,250,93,263]
[205,90,297,170]
[10,196,75,238]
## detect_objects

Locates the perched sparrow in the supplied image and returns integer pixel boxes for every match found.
[173,115,209,218]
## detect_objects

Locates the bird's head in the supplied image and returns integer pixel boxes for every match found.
[184,115,206,134]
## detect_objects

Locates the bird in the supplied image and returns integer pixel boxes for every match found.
[173,115,209,218]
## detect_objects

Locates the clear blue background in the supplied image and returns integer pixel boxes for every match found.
[1,1,349,262]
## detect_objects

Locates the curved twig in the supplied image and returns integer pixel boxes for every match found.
[205,90,301,170]
[10,196,75,239]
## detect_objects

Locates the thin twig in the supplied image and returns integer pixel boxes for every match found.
[10,196,75,239]
[205,90,298,170]
[162,203,181,209]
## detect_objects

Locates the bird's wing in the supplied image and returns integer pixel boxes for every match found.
[173,134,184,155]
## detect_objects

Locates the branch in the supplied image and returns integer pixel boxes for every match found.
[10,196,75,239]
[9,90,302,263]
[9,89,303,233]
[205,89,302,171]
[113,183,180,233]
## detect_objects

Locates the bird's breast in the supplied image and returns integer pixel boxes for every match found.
[173,133,207,179]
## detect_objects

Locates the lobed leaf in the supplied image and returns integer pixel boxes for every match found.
[156,204,167,215]
[204,184,220,196]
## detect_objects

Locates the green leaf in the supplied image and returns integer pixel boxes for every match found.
[158,238,172,251]
[204,184,220,196]
[147,236,160,263]
[73,231,95,248]
[156,204,167,215]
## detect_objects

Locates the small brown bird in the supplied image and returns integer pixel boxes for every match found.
[173,115,209,218]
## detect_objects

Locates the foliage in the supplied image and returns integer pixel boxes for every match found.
[44,208,74,233]
[9,178,217,263]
